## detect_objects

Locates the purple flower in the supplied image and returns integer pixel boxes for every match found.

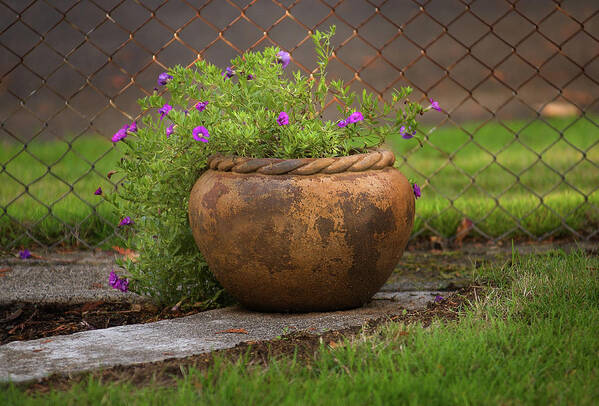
[19,249,31,259]
[222,66,235,79]
[337,119,348,128]
[413,183,421,199]
[193,126,210,143]
[166,124,174,138]
[109,270,129,292]
[158,104,172,120]
[347,111,364,124]
[277,51,291,68]
[128,122,137,133]
[434,295,444,303]
[114,278,129,292]
[111,126,128,143]
[109,270,118,286]
[429,98,441,112]
[94,187,102,196]
[400,126,416,139]
[119,216,134,227]
[247,74,254,80]
[158,72,173,86]
[277,111,289,126]
[195,101,209,112]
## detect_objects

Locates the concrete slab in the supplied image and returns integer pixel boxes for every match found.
[0,296,436,383]
[0,251,144,305]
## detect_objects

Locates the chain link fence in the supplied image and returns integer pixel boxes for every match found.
[1,0,598,249]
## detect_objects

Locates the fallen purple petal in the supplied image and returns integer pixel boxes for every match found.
[109,270,118,286]
[109,270,129,292]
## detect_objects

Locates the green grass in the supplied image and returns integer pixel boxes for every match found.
[2,249,598,404]
[1,116,598,248]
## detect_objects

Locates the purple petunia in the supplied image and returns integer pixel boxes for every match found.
[277,51,290,69]
[166,124,174,138]
[157,72,173,86]
[195,101,209,112]
[413,183,421,199]
[193,126,210,143]
[277,111,289,126]
[158,104,172,120]
[400,126,416,139]
[119,216,134,227]
[222,66,235,79]
[128,121,137,133]
[19,249,31,259]
[109,270,129,292]
[109,270,118,286]
[347,111,364,124]
[337,119,348,128]
[429,98,441,112]
[111,126,128,143]
[94,187,102,196]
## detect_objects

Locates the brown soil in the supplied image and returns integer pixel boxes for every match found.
[0,301,202,346]
[17,286,479,394]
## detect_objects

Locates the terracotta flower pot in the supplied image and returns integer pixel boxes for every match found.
[188,150,415,312]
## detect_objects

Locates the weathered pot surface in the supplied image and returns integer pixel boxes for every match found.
[188,150,415,312]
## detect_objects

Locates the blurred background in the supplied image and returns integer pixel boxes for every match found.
[1,0,598,249]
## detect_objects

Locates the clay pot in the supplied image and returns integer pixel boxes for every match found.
[188,150,415,312]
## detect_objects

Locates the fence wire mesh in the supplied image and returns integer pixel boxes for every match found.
[1,0,598,249]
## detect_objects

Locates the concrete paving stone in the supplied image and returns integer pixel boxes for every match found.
[0,251,144,305]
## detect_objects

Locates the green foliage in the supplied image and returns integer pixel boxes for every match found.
[110,27,427,306]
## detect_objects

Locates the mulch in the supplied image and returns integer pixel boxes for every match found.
[9,286,481,394]
[0,301,202,346]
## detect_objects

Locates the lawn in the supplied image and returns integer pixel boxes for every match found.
[1,115,598,249]
[2,249,597,404]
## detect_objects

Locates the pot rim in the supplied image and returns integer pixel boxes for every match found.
[206,149,396,175]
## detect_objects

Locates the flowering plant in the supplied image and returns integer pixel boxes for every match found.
[104,27,439,306]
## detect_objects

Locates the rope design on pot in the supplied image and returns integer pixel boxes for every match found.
[207,149,396,175]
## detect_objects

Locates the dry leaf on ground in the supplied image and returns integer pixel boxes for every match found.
[216,328,249,334]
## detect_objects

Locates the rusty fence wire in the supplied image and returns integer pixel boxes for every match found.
[1,0,598,249]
